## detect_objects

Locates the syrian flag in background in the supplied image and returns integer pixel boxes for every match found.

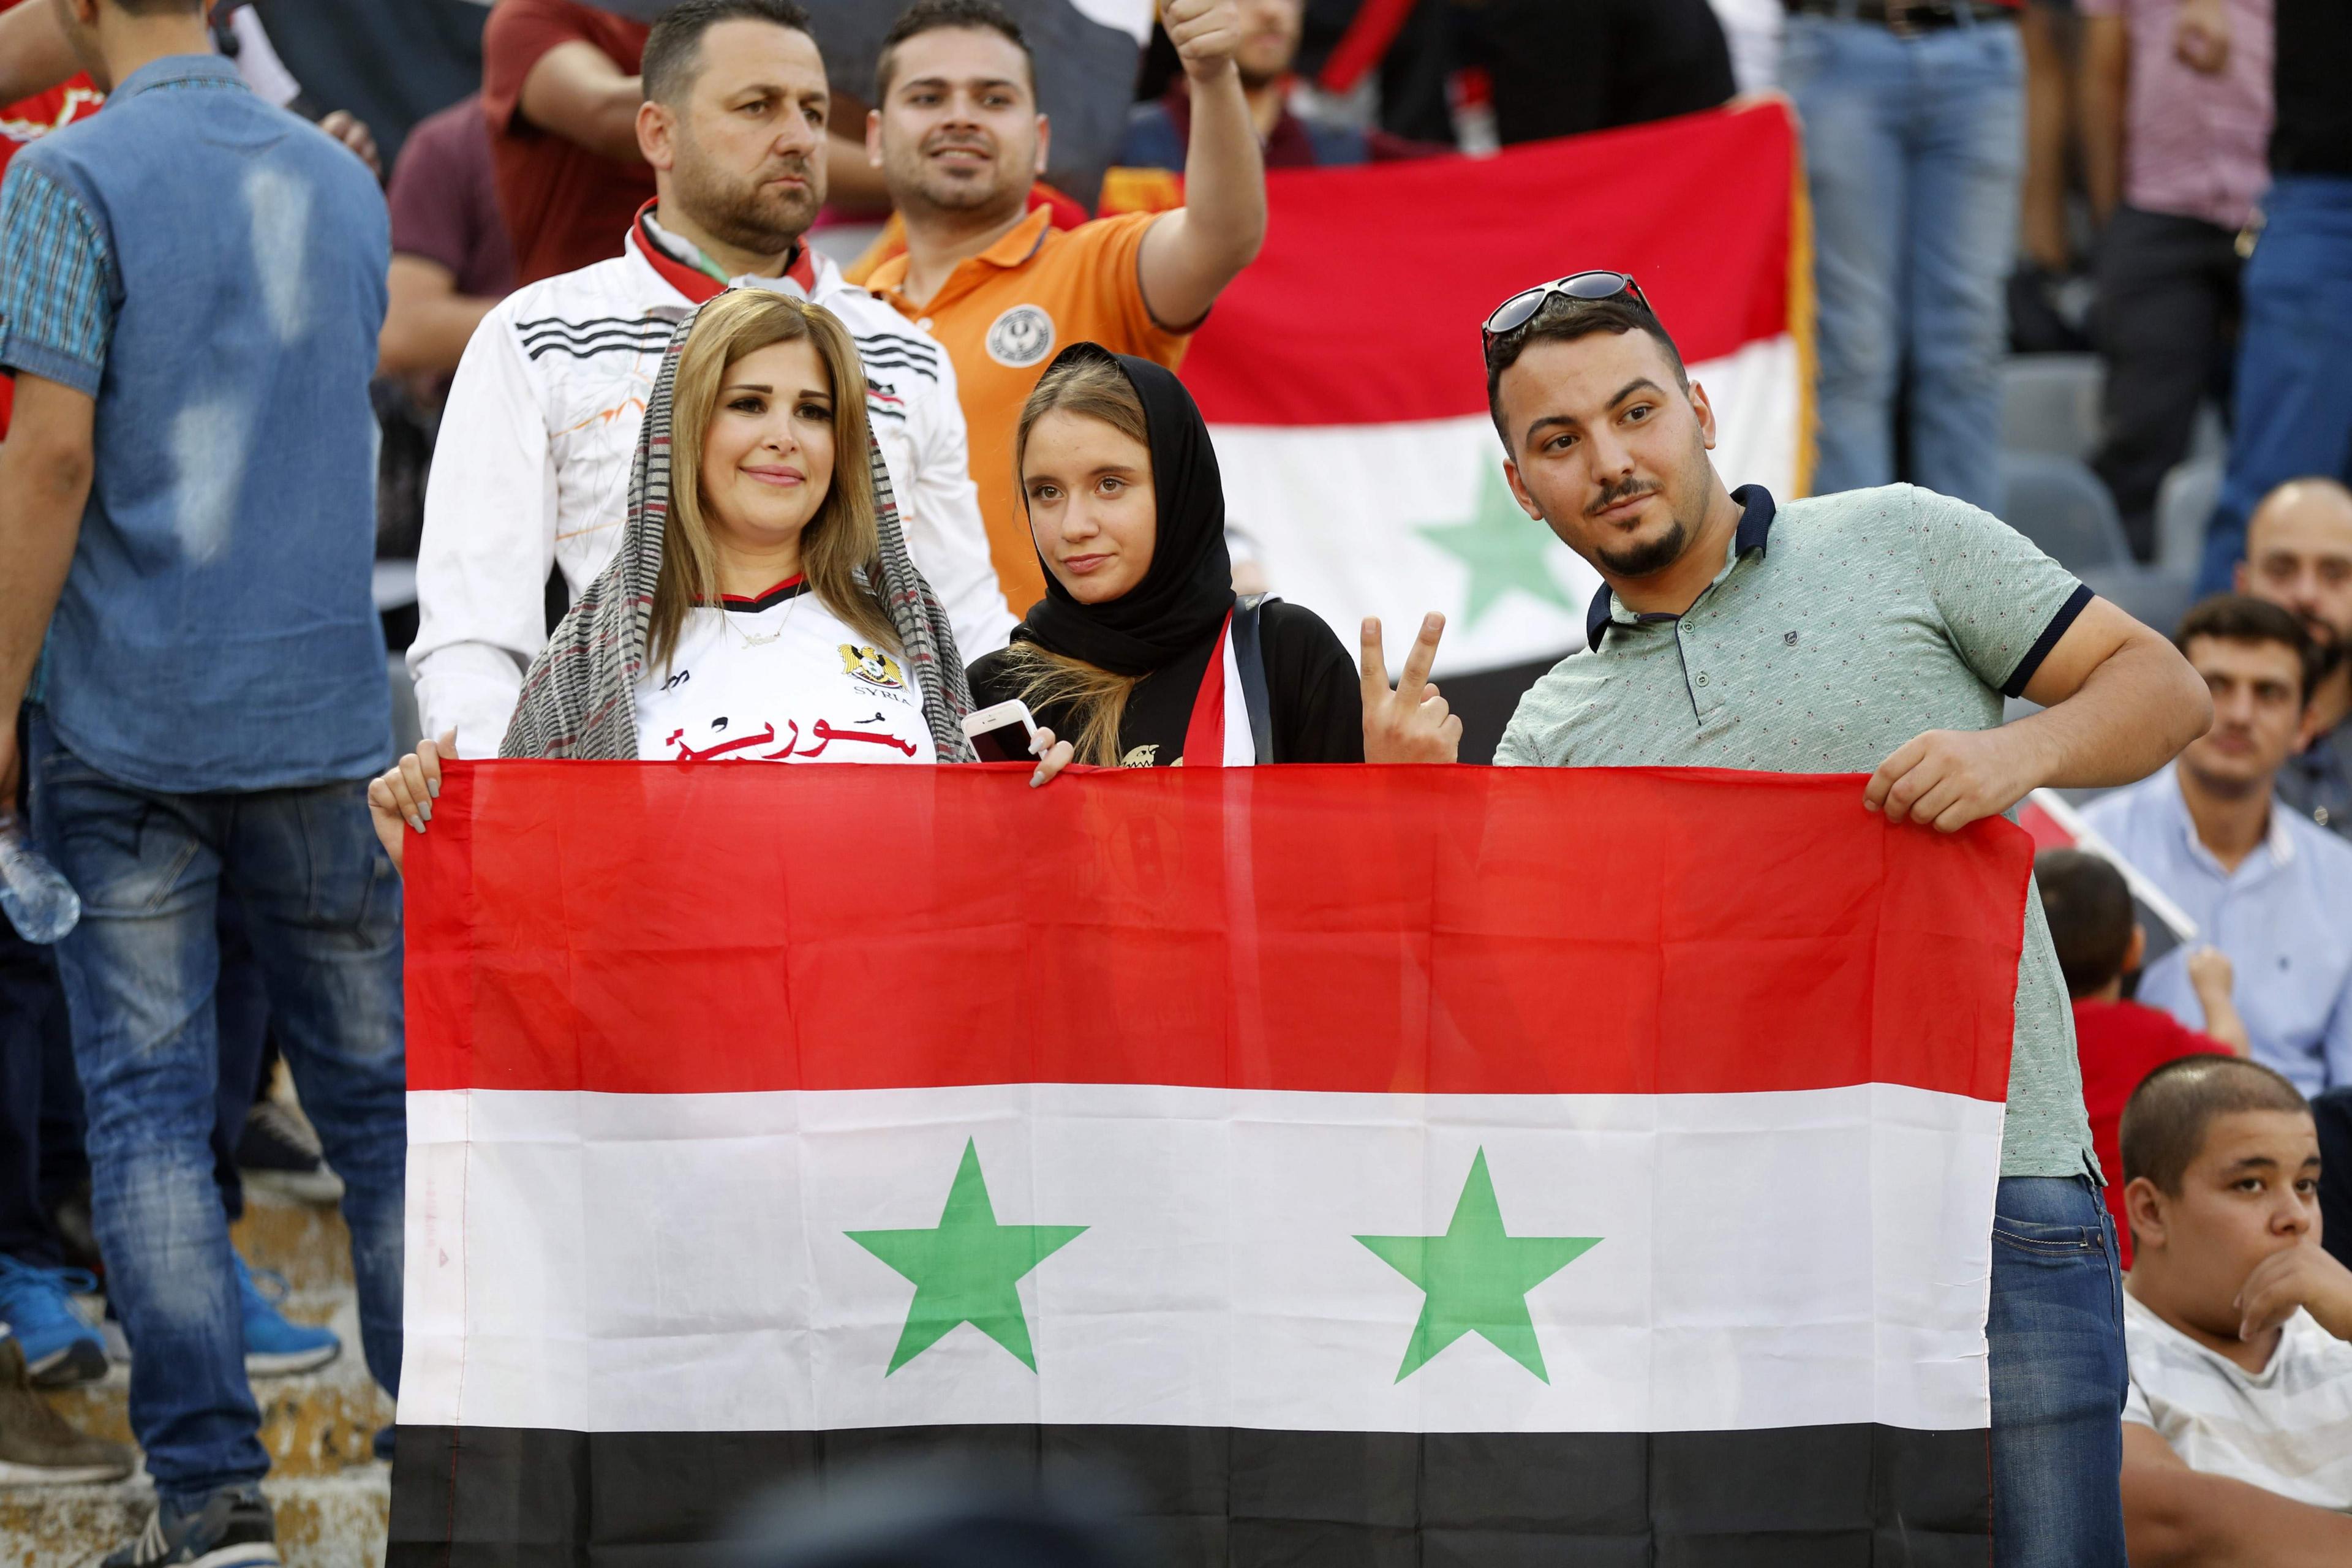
[391,763,2019,1565]
[1171,102,1810,757]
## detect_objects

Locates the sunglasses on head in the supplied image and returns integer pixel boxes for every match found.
[1481,271,1654,353]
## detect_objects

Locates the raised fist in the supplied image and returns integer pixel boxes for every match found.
[1164,0,1242,78]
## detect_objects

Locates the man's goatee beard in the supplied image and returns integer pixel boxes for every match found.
[1596,519,1689,581]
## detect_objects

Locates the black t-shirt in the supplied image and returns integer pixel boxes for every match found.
[968,599,1364,767]
[1471,0,1734,148]
[2275,0,2352,177]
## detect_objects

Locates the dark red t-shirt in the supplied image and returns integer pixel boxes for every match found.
[388,94,516,300]
[2073,998,2232,1266]
[481,0,653,285]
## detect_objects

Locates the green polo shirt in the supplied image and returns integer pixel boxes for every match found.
[1498,483,2098,1182]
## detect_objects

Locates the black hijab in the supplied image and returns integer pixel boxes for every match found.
[1014,342,1233,677]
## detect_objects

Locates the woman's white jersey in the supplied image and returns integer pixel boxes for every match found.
[411,214,1013,760]
[633,578,936,767]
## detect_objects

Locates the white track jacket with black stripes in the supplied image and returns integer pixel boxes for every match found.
[409,218,1017,760]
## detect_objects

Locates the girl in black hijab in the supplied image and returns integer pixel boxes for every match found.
[968,343,1458,768]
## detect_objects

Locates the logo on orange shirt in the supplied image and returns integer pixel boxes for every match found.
[985,304,1057,369]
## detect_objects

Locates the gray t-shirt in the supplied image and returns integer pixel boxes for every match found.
[1498,483,2097,1181]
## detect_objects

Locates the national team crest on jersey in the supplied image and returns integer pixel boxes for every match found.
[985,304,1057,368]
[840,645,907,688]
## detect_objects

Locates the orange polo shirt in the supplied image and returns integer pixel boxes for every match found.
[865,207,1191,616]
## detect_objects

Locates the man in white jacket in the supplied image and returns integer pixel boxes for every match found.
[412,0,1015,758]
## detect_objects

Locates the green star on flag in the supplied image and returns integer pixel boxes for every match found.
[1356,1148,1600,1383]
[1414,465,1580,629]
[848,1139,1087,1375]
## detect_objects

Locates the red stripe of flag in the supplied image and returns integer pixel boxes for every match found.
[404,766,2027,1102]
[1182,102,1797,429]
[1314,0,1419,96]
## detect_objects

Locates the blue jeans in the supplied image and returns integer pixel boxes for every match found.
[2196,176,2352,595]
[1781,11,2024,512]
[26,712,405,1507]
[1989,1175,2128,1567]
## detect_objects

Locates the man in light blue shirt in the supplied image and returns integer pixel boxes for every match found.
[2084,597,2352,1097]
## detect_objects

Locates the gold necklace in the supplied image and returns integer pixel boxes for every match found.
[723,585,801,649]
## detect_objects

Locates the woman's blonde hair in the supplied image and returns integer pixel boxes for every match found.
[1000,353,1155,766]
[649,290,899,673]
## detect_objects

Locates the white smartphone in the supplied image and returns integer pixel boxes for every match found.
[960,699,1039,763]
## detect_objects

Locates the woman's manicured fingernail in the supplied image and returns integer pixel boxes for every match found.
[407,814,423,832]
[420,801,432,824]
[428,778,440,798]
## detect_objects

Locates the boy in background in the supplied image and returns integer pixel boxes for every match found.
[2117,1056,2352,1558]
[2038,846,2247,1262]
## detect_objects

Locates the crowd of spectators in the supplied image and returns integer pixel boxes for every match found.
[0,1,2349,1565]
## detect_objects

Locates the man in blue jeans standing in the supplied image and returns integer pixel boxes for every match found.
[1780,0,2024,513]
[2195,0,2352,594]
[0,0,402,1562]
[1480,277,2214,1566]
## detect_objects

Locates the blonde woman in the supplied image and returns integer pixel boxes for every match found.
[369,291,1071,869]
[969,341,1458,767]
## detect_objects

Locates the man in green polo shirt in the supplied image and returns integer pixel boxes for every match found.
[1484,274,2213,1568]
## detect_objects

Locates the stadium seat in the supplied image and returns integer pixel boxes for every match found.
[2001,452,2132,570]
[2188,402,2228,463]
[1999,354,2103,462]
[388,654,421,757]
[2155,456,2225,575]
[372,559,418,614]
[2079,564,2196,638]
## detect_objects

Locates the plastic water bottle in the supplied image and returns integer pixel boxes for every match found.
[0,811,78,943]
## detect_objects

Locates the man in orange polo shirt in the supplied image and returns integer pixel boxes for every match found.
[862,0,1266,614]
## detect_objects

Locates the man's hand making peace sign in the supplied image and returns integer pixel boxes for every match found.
[1360,613,1463,764]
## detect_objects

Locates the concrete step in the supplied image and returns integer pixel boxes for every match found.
[51,1296,393,1480]
[0,1466,388,1568]
[230,1188,355,1297]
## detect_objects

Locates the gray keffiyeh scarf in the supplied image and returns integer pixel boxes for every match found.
[500,299,977,763]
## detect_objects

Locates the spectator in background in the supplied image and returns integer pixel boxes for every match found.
[0,736,105,1393]
[862,0,1266,616]
[2037,846,2243,1267]
[2083,597,2352,1098]
[2237,478,2352,835]
[2196,0,2352,595]
[380,92,517,385]
[0,0,350,1383]
[377,90,518,561]
[413,0,1012,761]
[222,0,488,171]
[1470,0,1734,147]
[1779,0,2023,515]
[2015,0,2081,328]
[1117,0,1428,169]
[2080,0,2271,560]
[483,0,655,286]
[2116,1057,2352,1561]
[1706,0,1783,95]
[0,0,406,1559]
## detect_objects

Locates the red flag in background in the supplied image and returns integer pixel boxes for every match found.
[1165,103,1812,685]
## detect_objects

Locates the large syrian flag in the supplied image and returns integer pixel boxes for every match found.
[1175,103,1810,756]
[391,763,2021,1565]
